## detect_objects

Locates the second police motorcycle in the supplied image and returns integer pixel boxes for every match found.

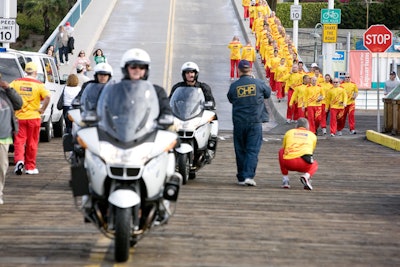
[170,75,218,184]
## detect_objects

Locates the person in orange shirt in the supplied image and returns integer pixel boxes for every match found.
[304,77,324,134]
[325,78,347,137]
[279,118,318,190]
[289,74,310,121]
[341,73,358,134]
[284,64,303,123]
[241,41,256,68]
[10,62,50,175]
[319,74,333,135]
[227,35,243,80]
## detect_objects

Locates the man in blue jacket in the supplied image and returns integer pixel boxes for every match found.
[227,60,271,186]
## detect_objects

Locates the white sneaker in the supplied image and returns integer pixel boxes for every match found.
[322,128,327,135]
[244,178,256,186]
[25,168,39,175]
[14,160,24,175]
[330,133,335,137]
[300,176,313,190]
[350,130,357,134]
[0,197,3,205]
[237,181,246,186]
[282,179,290,189]
[286,119,291,124]
[337,131,342,136]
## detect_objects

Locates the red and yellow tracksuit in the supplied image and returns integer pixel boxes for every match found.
[279,127,318,177]
[325,85,347,135]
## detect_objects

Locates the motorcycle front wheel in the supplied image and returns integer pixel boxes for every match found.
[114,207,132,262]
[177,153,190,185]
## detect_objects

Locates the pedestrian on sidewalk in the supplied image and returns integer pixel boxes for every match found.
[60,74,81,134]
[55,25,69,65]
[65,22,75,55]
[74,50,91,76]
[0,76,23,204]
[227,36,243,80]
[93,48,107,65]
[279,118,318,190]
[76,65,90,87]
[10,62,50,175]
[227,60,271,187]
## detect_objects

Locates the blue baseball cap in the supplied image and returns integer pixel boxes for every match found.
[238,60,251,70]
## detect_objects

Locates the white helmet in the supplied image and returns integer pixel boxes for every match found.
[94,62,113,77]
[120,48,151,80]
[181,61,199,81]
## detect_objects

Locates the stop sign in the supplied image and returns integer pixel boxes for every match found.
[363,25,393,53]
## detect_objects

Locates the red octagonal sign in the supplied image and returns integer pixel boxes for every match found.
[363,24,393,53]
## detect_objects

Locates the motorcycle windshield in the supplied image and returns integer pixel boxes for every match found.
[80,82,106,112]
[96,80,160,143]
[169,86,205,121]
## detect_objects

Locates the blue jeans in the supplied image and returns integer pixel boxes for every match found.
[233,122,263,181]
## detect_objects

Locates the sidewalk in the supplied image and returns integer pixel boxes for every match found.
[57,0,117,77]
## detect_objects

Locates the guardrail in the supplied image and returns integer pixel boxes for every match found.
[38,0,91,53]
[356,89,385,110]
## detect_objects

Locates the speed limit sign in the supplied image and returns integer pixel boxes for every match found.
[0,18,17,43]
[290,5,302,21]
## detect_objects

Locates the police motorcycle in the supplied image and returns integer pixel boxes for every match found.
[170,86,218,184]
[62,63,114,162]
[67,79,182,262]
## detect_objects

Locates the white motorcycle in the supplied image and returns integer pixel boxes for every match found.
[170,86,218,184]
[67,80,182,262]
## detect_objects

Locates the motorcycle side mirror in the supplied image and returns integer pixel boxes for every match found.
[71,98,81,109]
[158,114,174,127]
[204,101,215,110]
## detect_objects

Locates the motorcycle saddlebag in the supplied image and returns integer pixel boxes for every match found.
[70,162,89,197]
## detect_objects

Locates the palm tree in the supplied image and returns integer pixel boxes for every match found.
[24,0,68,42]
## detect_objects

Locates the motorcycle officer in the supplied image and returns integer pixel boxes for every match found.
[170,62,218,162]
[63,63,113,155]
[74,62,113,113]
[117,48,173,128]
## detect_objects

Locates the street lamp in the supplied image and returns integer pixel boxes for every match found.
[310,23,323,64]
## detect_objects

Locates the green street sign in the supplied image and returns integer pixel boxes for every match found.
[321,9,341,24]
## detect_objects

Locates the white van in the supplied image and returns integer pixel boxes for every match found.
[0,48,65,142]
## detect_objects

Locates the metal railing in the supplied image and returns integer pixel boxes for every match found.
[356,89,385,110]
[38,0,91,53]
